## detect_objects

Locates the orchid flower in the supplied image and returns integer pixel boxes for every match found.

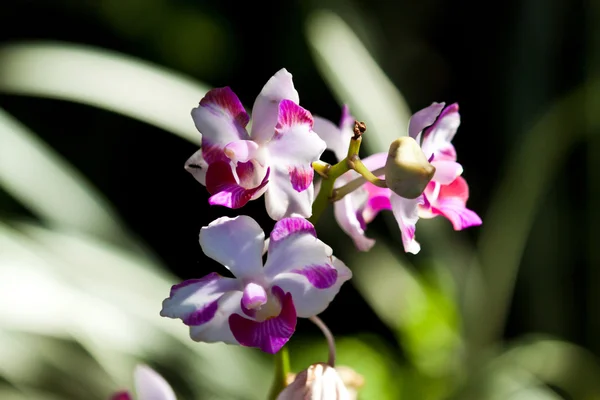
[313,103,481,254]
[160,215,351,354]
[185,69,327,220]
[111,365,176,400]
[411,103,482,230]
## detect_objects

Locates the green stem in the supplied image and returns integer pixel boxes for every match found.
[349,157,387,187]
[308,159,351,224]
[268,346,290,400]
[331,166,386,202]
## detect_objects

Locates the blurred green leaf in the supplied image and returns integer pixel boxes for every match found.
[463,79,600,359]
[305,10,412,154]
[0,109,135,247]
[455,336,600,400]
[0,220,270,399]
[349,239,462,379]
[0,42,208,144]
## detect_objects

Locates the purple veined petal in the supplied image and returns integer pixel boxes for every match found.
[313,116,349,162]
[431,160,463,185]
[134,365,176,400]
[408,102,445,140]
[250,68,300,144]
[229,286,297,354]
[264,219,333,280]
[184,149,208,186]
[192,87,251,164]
[205,161,270,209]
[187,291,243,344]
[390,194,423,254]
[333,178,376,252]
[160,273,241,337]
[270,257,352,318]
[421,103,460,161]
[269,217,317,251]
[199,215,266,279]
[269,100,324,192]
[264,101,326,219]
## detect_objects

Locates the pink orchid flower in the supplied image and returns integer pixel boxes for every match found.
[160,215,351,354]
[185,69,326,220]
[312,103,481,254]
[111,365,176,400]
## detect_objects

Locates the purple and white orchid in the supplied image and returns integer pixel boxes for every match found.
[160,215,351,354]
[185,69,327,220]
[111,365,176,400]
[313,103,481,254]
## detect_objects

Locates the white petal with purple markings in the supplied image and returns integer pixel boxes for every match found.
[191,87,250,164]
[199,216,265,279]
[390,194,423,254]
[250,68,300,144]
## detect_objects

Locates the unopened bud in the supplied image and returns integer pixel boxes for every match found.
[277,363,363,400]
[384,137,435,199]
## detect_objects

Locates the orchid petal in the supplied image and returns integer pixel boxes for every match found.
[408,102,445,140]
[134,365,176,400]
[421,103,460,161]
[241,282,268,310]
[359,152,387,171]
[205,161,269,208]
[265,218,328,275]
[390,194,423,254]
[184,149,208,186]
[229,286,297,353]
[333,185,376,252]
[263,219,351,317]
[264,100,326,219]
[436,199,483,230]
[431,159,463,185]
[192,87,250,164]
[189,291,243,344]
[361,183,392,224]
[264,170,315,220]
[269,100,324,191]
[199,216,265,279]
[223,139,263,164]
[160,273,241,344]
[250,68,300,143]
[313,114,350,162]
[270,256,352,317]
[427,176,482,230]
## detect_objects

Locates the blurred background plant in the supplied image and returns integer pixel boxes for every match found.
[0,0,598,399]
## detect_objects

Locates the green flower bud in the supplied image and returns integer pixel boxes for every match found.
[384,137,435,199]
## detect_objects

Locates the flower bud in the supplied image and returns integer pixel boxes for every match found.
[384,137,435,199]
[277,363,363,400]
